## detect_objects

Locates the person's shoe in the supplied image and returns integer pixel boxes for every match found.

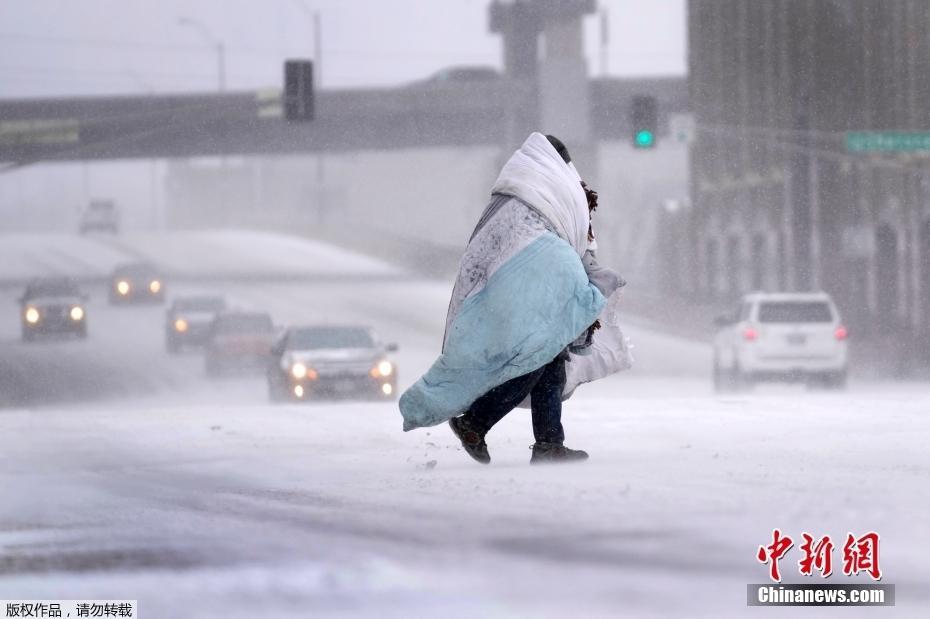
[530,442,589,464]
[448,416,490,464]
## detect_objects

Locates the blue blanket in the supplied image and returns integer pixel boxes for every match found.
[399,232,606,430]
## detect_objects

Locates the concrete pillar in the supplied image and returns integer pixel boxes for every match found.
[490,0,595,161]
[538,13,590,148]
[489,0,541,80]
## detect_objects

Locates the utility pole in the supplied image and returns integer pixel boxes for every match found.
[293,1,325,226]
[293,1,322,87]
[600,8,609,77]
[217,41,226,92]
[314,11,323,88]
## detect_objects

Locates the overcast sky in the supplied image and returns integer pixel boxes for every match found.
[0,0,686,98]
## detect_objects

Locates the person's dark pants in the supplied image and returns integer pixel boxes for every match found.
[461,355,566,444]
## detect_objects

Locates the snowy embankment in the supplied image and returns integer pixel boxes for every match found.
[109,230,404,280]
[0,233,132,285]
[0,229,403,286]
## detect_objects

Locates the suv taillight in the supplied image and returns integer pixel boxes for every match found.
[834,326,848,341]
[743,327,758,341]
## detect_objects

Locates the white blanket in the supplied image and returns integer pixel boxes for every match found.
[491,132,590,257]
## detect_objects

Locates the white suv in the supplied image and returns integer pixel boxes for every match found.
[713,292,848,391]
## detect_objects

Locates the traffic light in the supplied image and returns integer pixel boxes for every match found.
[284,60,314,122]
[631,94,658,149]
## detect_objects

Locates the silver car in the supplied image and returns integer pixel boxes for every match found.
[268,325,398,402]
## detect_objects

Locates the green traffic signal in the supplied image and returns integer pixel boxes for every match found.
[635,129,655,148]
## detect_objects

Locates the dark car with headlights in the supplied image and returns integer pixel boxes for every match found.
[166,295,227,353]
[19,277,88,341]
[205,311,275,376]
[267,325,398,402]
[109,262,165,305]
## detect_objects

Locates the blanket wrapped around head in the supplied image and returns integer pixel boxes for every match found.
[399,133,617,431]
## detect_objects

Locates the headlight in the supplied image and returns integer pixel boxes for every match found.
[70,306,84,321]
[291,363,307,379]
[116,280,130,295]
[174,318,188,332]
[381,383,393,396]
[371,360,393,377]
[149,280,161,293]
[25,307,40,324]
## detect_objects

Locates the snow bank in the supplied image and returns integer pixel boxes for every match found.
[111,230,404,279]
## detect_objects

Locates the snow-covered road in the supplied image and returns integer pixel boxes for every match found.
[1,231,927,618]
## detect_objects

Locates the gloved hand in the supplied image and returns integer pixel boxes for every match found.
[568,320,601,355]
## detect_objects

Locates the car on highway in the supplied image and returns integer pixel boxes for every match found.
[713,291,848,391]
[407,65,501,89]
[165,295,227,353]
[79,199,119,234]
[109,262,165,305]
[424,65,500,84]
[204,311,275,376]
[267,325,398,402]
[18,277,88,341]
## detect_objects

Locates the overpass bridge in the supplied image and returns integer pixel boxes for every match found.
[0,77,686,165]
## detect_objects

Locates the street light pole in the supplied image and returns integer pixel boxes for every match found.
[600,8,609,77]
[217,41,226,92]
[178,17,226,92]
[291,1,325,226]
[293,0,322,87]
[314,11,322,89]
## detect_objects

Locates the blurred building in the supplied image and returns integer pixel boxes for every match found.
[687,0,930,360]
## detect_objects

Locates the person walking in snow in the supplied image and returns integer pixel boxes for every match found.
[399,133,628,464]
